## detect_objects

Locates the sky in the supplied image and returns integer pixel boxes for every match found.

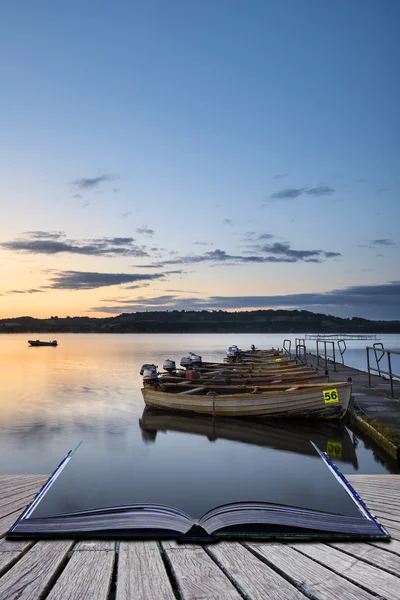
[0,0,399,320]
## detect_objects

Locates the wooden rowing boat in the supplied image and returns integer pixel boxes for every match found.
[141,381,352,420]
[158,372,329,386]
[139,408,358,467]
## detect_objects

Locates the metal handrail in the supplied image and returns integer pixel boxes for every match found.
[316,340,337,372]
[283,339,291,358]
[296,344,307,364]
[337,339,347,365]
[366,346,400,399]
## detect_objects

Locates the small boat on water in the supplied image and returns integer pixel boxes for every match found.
[141,380,352,420]
[28,340,58,347]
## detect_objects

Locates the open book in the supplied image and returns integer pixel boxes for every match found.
[8,441,389,541]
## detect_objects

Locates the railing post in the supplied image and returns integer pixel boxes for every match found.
[366,347,371,388]
[332,341,337,372]
[388,351,394,399]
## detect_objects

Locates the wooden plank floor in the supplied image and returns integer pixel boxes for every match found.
[1,475,400,599]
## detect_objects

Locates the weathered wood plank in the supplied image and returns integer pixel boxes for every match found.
[247,543,378,600]
[0,488,43,519]
[0,483,45,505]
[163,543,242,599]
[0,540,73,600]
[46,542,114,600]
[207,541,306,599]
[369,538,400,556]
[329,541,400,576]
[75,541,115,552]
[0,509,26,538]
[295,542,400,599]
[117,541,175,600]
[0,540,34,577]
[0,478,47,498]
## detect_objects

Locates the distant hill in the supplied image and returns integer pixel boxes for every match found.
[0,309,399,334]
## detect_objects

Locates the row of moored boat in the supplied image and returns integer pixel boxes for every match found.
[140,345,352,420]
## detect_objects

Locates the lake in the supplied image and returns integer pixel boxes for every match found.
[1,333,399,486]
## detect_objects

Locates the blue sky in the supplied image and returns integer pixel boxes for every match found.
[0,0,399,319]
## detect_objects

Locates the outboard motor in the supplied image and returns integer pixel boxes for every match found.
[189,353,202,366]
[142,365,159,385]
[180,356,192,369]
[140,363,157,376]
[251,344,256,352]
[226,347,236,359]
[163,359,176,373]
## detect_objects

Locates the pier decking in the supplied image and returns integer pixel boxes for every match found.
[1,474,400,599]
[307,353,400,443]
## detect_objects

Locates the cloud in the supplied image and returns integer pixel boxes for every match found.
[1,288,44,296]
[269,186,334,200]
[72,174,117,189]
[370,239,395,246]
[259,242,341,261]
[121,283,151,290]
[273,173,288,179]
[270,187,306,199]
[305,186,334,196]
[1,232,148,257]
[23,231,65,240]
[46,271,165,290]
[90,281,400,318]
[193,241,214,246]
[73,194,82,199]
[257,233,274,240]
[223,219,233,226]
[136,227,155,236]
[121,211,132,218]
[134,243,340,268]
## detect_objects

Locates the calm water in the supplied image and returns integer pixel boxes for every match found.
[1,333,399,483]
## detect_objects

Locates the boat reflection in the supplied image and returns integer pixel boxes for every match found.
[139,407,359,468]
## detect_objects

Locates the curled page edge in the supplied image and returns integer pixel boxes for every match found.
[8,441,83,532]
[310,440,388,536]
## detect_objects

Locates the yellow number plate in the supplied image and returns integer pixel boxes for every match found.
[323,388,339,403]
[275,358,282,362]
[327,440,342,459]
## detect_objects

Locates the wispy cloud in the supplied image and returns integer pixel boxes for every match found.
[1,232,148,257]
[136,227,155,237]
[370,239,395,246]
[46,271,165,290]
[269,185,334,201]
[193,241,214,246]
[23,231,65,240]
[72,174,117,189]
[270,187,306,199]
[306,186,334,196]
[223,219,233,226]
[0,288,44,296]
[135,243,340,268]
[121,211,132,218]
[272,173,288,179]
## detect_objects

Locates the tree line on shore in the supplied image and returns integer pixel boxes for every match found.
[0,309,399,333]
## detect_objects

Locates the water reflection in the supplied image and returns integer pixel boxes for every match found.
[1,333,398,475]
[139,408,359,468]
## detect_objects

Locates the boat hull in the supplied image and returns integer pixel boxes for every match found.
[28,340,58,347]
[141,382,352,420]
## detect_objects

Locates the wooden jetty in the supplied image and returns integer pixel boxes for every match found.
[1,474,400,599]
